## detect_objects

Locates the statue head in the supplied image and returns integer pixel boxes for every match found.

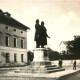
[36,19,39,24]
[41,21,44,26]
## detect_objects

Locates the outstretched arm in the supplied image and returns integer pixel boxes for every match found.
[47,35,50,38]
[46,34,50,38]
[45,27,50,38]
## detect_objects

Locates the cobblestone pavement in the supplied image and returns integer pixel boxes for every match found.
[0,65,80,80]
[63,72,80,80]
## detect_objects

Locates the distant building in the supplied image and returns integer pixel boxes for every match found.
[0,9,30,66]
[59,41,68,55]
[74,35,80,40]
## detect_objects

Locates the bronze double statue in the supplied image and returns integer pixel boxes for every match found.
[34,19,50,48]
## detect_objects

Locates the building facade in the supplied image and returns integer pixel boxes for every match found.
[59,41,68,55]
[0,9,29,66]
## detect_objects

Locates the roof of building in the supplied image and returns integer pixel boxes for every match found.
[59,41,68,46]
[0,9,30,30]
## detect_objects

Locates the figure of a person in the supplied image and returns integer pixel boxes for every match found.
[73,60,76,70]
[34,19,40,48]
[39,21,50,48]
[58,59,62,68]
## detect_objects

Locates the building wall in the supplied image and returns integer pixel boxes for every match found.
[0,46,27,64]
[0,23,27,49]
[60,42,68,54]
[0,23,28,66]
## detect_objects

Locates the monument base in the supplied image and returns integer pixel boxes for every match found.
[33,48,49,61]
[31,61,51,66]
[31,61,57,73]
[30,48,65,73]
[32,48,51,66]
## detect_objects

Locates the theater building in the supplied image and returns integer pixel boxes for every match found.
[0,9,30,66]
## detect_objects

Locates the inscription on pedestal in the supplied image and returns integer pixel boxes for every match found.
[33,48,49,62]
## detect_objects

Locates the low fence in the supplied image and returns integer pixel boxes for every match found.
[51,59,80,66]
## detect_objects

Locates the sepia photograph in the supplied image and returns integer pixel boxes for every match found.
[0,0,80,80]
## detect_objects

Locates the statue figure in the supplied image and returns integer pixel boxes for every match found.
[39,21,50,48]
[34,20,50,48]
[34,19,40,48]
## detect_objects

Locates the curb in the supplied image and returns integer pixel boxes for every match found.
[59,70,80,80]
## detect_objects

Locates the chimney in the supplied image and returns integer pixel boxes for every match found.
[4,12,11,18]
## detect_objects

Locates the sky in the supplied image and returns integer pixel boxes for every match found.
[0,0,80,52]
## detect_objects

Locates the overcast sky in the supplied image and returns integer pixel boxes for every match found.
[0,0,80,51]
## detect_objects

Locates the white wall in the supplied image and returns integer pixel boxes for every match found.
[0,46,28,65]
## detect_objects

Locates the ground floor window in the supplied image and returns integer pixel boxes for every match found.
[6,53,10,62]
[21,54,24,62]
[14,53,17,62]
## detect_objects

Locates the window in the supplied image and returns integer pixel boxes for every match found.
[21,54,24,62]
[14,37,17,47]
[5,26,9,29]
[21,31,23,34]
[14,29,16,32]
[5,36,9,46]
[6,53,10,62]
[14,53,17,62]
[21,39,24,48]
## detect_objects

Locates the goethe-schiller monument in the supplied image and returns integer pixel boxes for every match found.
[31,19,51,73]
[31,19,65,73]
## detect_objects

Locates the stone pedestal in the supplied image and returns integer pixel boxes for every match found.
[31,48,52,73]
[32,48,51,67]
[33,48,49,61]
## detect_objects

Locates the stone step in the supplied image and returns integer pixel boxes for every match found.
[45,65,56,68]
[15,70,29,73]
[48,68,65,73]
[0,68,18,71]
[47,67,61,70]
[1,65,65,74]
[14,66,65,73]
[0,67,24,74]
